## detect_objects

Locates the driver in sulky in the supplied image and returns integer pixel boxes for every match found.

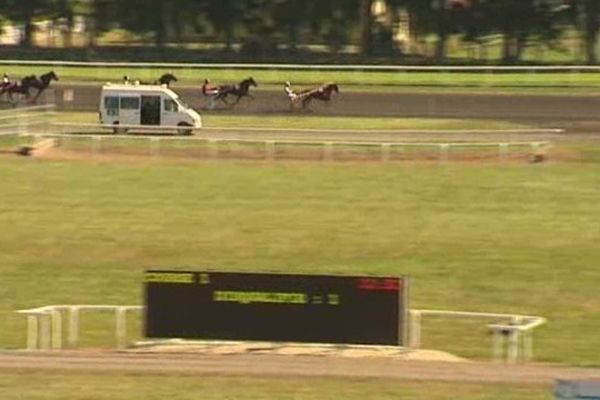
[201,79,219,109]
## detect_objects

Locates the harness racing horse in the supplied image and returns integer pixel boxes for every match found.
[157,73,177,87]
[215,77,257,106]
[5,75,38,104]
[296,82,339,109]
[27,71,59,103]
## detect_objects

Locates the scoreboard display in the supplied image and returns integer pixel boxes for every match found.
[145,270,409,346]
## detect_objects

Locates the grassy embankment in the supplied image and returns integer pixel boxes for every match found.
[1,157,599,365]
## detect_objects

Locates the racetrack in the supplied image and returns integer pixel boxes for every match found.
[32,84,600,134]
[1,352,599,384]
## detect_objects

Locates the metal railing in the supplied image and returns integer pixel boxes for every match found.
[16,304,545,364]
[1,59,600,72]
[409,309,546,364]
[39,131,550,162]
[0,104,56,137]
[16,305,143,350]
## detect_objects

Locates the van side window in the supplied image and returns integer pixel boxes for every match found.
[164,99,177,112]
[120,97,139,110]
[104,96,119,116]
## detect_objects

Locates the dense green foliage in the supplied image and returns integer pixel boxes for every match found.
[1,0,600,64]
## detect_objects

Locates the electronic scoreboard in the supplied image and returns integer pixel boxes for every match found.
[145,270,408,346]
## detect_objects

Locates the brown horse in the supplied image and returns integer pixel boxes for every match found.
[288,82,339,109]
[215,77,257,105]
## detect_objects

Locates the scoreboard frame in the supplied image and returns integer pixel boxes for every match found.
[145,270,409,346]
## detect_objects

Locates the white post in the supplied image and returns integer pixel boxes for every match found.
[68,307,79,348]
[39,314,51,350]
[498,143,509,162]
[92,135,101,156]
[409,310,421,349]
[51,309,62,350]
[492,329,503,362]
[323,142,334,161]
[523,330,533,362]
[265,140,275,161]
[27,315,39,350]
[116,307,127,349]
[439,144,449,162]
[507,329,519,363]
[381,143,391,162]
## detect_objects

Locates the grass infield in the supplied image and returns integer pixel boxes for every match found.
[1,155,599,365]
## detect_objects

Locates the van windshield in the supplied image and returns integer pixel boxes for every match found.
[174,98,188,110]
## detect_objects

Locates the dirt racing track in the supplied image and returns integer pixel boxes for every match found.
[1,351,600,384]
[43,84,600,133]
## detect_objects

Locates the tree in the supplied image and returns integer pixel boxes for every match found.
[580,0,600,63]
[204,0,240,51]
[3,0,54,47]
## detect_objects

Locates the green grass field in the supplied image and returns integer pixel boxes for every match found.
[1,155,599,365]
[55,111,532,131]
[0,371,549,400]
[3,64,600,91]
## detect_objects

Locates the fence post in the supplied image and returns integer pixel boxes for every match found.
[409,310,421,349]
[265,140,275,160]
[116,307,127,349]
[323,142,334,161]
[68,307,79,348]
[51,309,62,350]
[498,143,509,162]
[439,144,450,162]
[40,313,51,350]
[492,328,504,362]
[381,143,391,162]
[523,330,533,362]
[507,329,519,363]
[27,315,39,350]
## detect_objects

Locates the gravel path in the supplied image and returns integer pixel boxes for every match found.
[1,351,599,383]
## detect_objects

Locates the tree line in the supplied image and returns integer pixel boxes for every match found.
[1,0,600,64]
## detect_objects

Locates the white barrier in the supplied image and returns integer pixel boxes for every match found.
[0,104,56,137]
[37,131,550,162]
[17,304,544,364]
[1,59,600,72]
[409,309,546,364]
[16,305,143,350]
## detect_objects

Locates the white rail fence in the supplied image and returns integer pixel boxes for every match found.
[16,304,545,364]
[0,104,56,137]
[409,309,546,364]
[39,132,550,163]
[16,305,143,350]
[1,59,600,72]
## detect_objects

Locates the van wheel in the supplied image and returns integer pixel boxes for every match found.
[177,122,193,136]
[113,122,128,135]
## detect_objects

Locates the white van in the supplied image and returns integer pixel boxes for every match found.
[99,83,202,135]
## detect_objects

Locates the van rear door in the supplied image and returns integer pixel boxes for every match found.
[141,95,161,125]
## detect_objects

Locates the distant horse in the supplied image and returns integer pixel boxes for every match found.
[295,82,339,109]
[215,77,257,105]
[27,71,59,102]
[5,75,39,103]
[157,73,177,87]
